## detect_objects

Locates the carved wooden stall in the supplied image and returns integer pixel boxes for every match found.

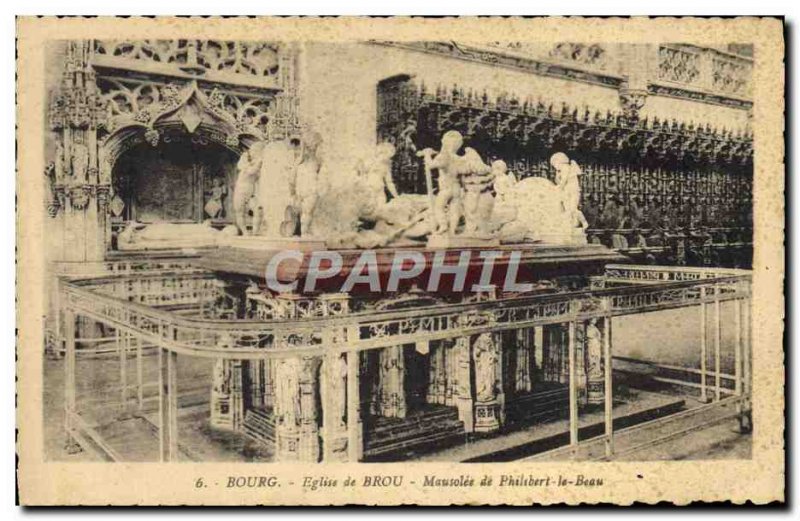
[376,45,753,268]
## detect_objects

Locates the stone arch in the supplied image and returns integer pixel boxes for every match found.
[98,80,264,181]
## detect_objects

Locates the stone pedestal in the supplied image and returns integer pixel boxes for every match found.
[474,401,500,432]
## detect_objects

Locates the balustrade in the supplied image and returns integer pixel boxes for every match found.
[59,261,752,462]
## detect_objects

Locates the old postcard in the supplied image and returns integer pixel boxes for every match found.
[16,16,784,505]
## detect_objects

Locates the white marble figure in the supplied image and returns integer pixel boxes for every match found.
[293,131,323,236]
[275,358,301,428]
[254,139,298,238]
[492,160,517,205]
[423,130,466,235]
[233,142,265,235]
[474,333,498,403]
[585,319,603,379]
[356,142,400,221]
[71,134,90,182]
[552,152,582,222]
[459,148,495,237]
[484,153,588,245]
[117,220,222,250]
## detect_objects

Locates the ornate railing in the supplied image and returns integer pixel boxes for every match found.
[604,263,751,283]
[61,265,751,360]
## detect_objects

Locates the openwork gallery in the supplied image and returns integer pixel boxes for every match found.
[44,40,753,463]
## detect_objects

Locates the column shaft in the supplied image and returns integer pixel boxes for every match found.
[568,321,579,452]
[347,350,362,461]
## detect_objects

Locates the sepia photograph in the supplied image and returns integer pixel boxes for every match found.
[14,15,785,506]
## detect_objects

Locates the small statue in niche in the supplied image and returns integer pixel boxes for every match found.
[233,141,265,235]
[54,140,67,180]
[204,177,228,219]
[474,333,498,403]
[585,318,603,379]
[275,357,301,429]
[71,133,90,183]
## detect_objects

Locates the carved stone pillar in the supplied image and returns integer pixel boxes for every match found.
[575,324,588,405]
[246,291,350,460]
[427,340,447,405]
[473,332,501,433]
[210,358,245,431]
[444,339,459,407]
[273,353,323,462]
[274,357,302,460]
[321,352,348,461]
[377,345,407,418]
[453,336,475,432]
[297,357,321,462]
[47,41,109,263]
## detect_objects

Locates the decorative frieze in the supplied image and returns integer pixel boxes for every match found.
[93,40,281,80]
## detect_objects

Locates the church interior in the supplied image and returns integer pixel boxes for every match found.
[43,39,753,463]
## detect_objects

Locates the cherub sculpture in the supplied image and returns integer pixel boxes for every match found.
[420,130,466,235]
[551,152,583,230]
[357,142,399,221]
